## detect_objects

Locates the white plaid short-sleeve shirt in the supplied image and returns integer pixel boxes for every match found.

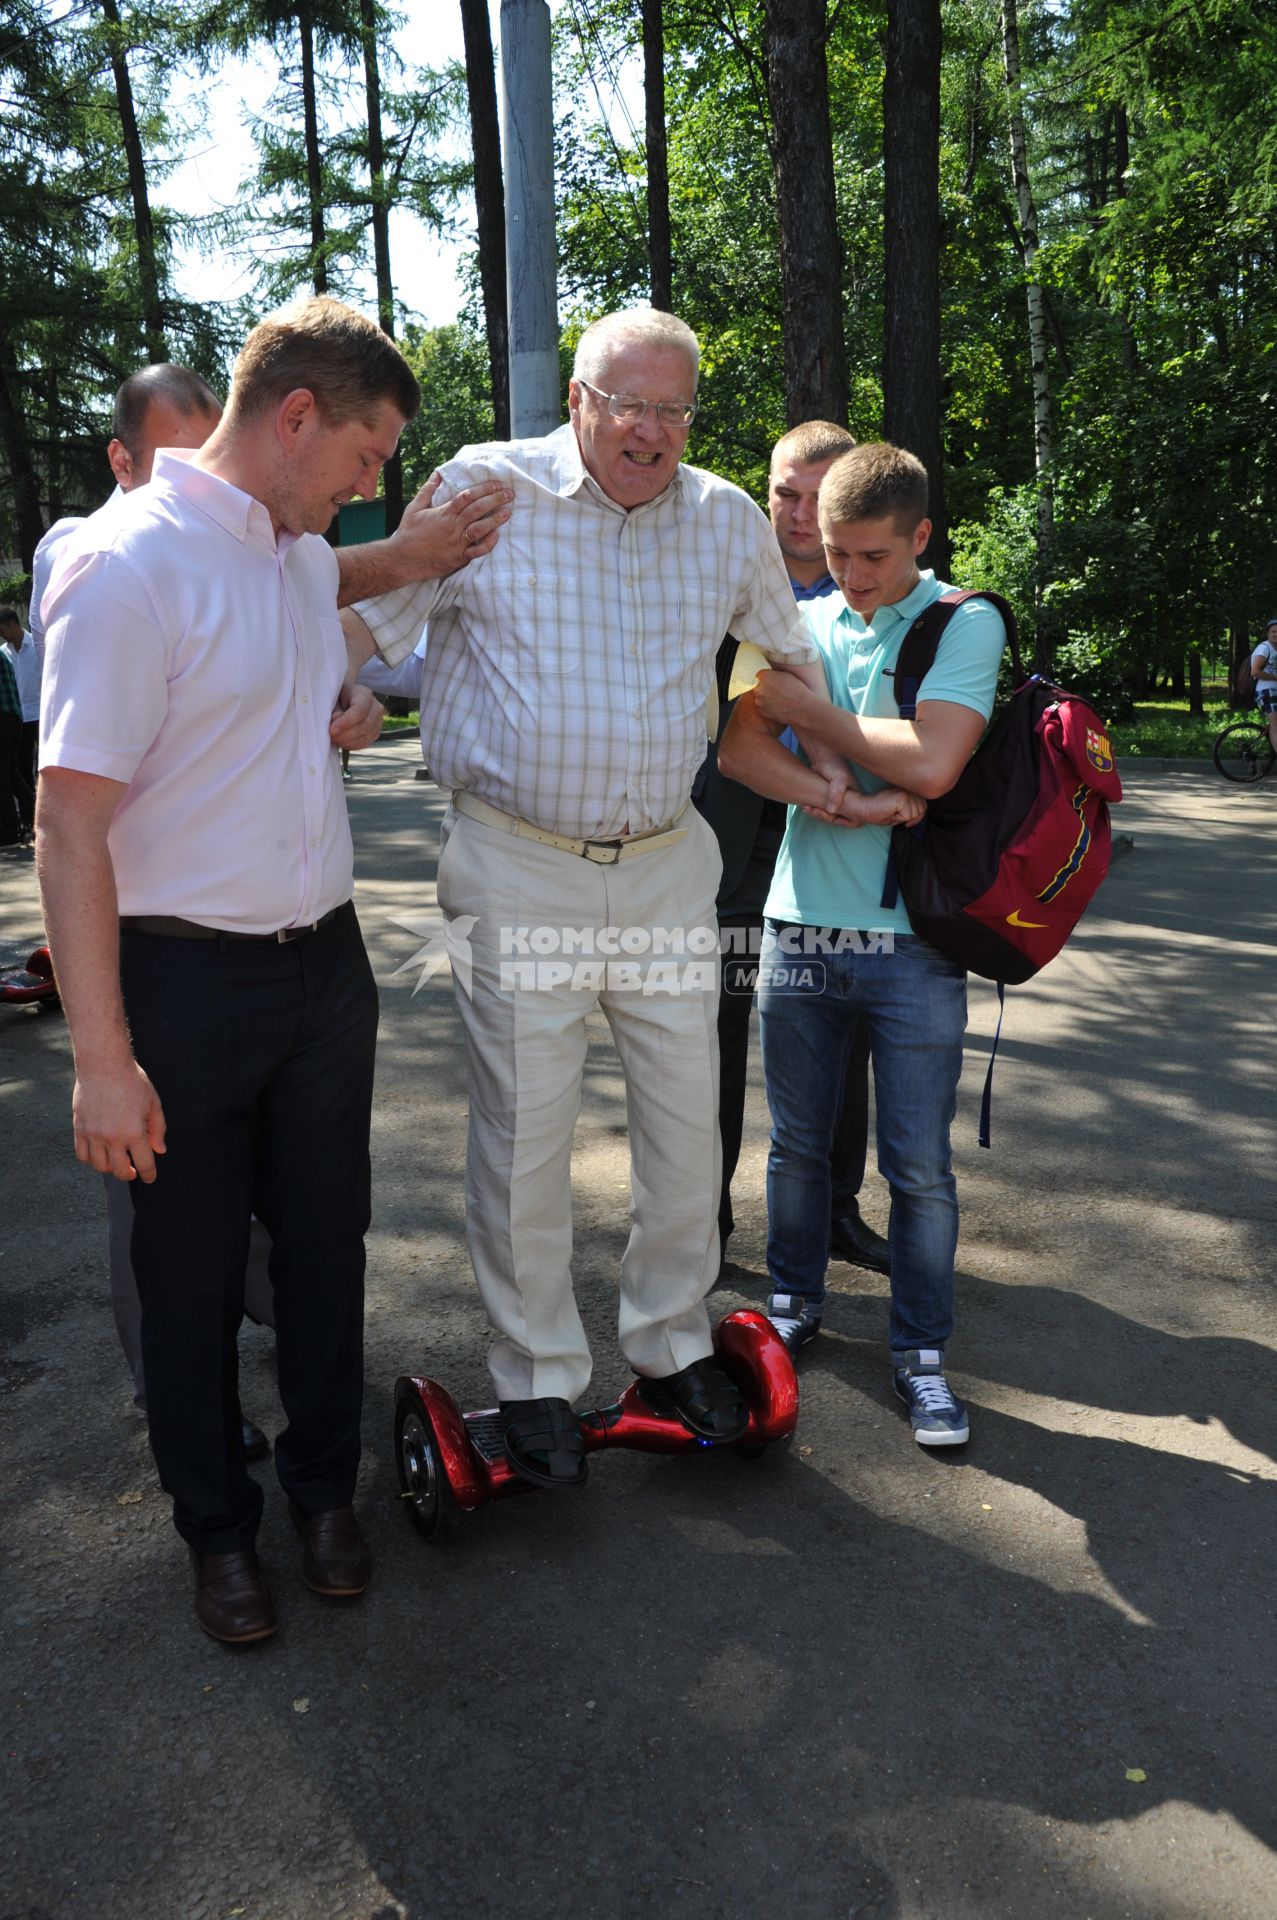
[355,424,815,838]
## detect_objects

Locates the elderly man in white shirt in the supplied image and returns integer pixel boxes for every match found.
[35,297,506,1647]
[341,306,854,1489]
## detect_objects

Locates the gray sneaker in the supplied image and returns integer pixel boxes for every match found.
[893,1348,969,1446]
[766,1291,823,1355]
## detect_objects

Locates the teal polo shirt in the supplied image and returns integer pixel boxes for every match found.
[765,571,1007,935]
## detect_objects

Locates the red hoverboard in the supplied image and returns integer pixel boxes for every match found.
[0,946,59,1010]
[394,1308,798,1540]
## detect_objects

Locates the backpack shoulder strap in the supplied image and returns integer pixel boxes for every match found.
[879,589,1023,916]
[886,589,1023,718]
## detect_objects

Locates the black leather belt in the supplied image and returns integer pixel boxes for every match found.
[120,903,347,944]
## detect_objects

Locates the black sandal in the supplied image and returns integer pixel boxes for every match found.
[638,1359,749,1442]
[499,1398,588,1489]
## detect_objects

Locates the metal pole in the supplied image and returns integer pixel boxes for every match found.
[499,0,560,437]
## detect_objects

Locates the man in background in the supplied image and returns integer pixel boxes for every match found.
[0,608,34,847]
[0,605,41,794]
[694,422,890,1294]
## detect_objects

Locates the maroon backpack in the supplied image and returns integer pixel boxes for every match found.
[882,590,1123,1140]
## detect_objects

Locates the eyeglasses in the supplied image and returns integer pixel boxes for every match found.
[577,380,697,428]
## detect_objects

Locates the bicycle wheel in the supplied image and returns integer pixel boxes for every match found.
[1213,722,1276,783]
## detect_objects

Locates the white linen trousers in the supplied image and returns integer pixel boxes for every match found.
[436,802,724,1401]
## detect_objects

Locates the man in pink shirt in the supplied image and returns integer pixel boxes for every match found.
[30,365,285,1455]
[35,298,470,1646]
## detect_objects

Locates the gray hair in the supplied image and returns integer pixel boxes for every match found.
[572,308,700,390]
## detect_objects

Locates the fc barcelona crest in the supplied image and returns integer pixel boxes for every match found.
[1085,727,1114,774]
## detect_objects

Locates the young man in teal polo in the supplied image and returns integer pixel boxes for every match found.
[719,442,1007,1446]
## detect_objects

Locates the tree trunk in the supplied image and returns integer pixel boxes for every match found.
[98,0,166,361]
[460,0,509,437]
[641,0,672,311]
[1187,647,1203,716]
[763,0,848,426]
[883,0,948,572]
[1001,0,1054,672]
[358,0,402,528]
[299,6,328,295]
[1230,620,1251,712]
[0,341,50,572]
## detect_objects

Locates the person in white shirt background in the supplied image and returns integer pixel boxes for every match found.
[0,604,41,795]
[0,606,34,846]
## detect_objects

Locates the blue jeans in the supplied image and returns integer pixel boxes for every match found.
[758,924,967,1356]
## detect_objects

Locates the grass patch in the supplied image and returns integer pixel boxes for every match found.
[1108,689,1246,758]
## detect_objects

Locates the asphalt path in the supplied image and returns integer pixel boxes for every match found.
[2,749,1275,1920]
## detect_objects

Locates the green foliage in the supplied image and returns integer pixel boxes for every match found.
[1049,634,1137,724]
[205,1,469,313]
[0,572,33,608]
[5,0,1277,687]
[397,318,495,490]
[951,486,1036,635]
[0,0,239,557]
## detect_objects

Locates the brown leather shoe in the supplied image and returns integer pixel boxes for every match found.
[289,1503,371,1597]
[191,1548,277,1644]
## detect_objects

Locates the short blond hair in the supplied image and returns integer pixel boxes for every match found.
[228,296,420,426]
[819,442,928,531]
[572,308,699,389]
[771,420,856,471]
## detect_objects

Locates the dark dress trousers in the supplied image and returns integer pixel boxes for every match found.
[692,636,870,1247]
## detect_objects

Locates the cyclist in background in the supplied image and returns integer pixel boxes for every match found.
[1250,618,1277,752]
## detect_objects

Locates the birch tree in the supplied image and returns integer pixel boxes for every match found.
[1001,0,1053,669]
[883,0,946,570]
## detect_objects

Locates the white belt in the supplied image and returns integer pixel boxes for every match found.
[451,791,690,865]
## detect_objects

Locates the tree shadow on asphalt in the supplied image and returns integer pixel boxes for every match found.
[959,1273,1277,1468]
[816,1271,1277,1474]
[8,1255,1274,1918]
[314,1397,1277,1920]
[281,1246,1277,1918]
